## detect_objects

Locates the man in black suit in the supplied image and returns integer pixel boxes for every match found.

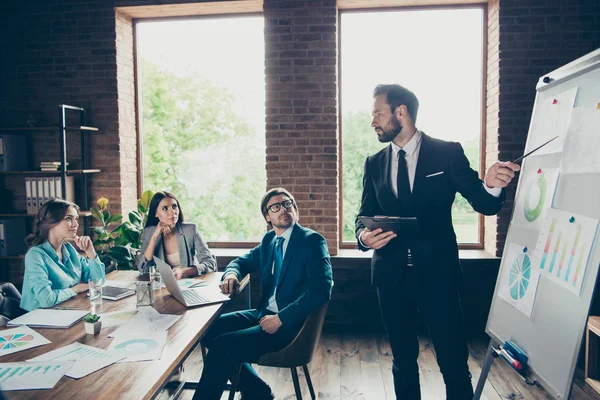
[355,84,519,400]
[194,187,333,400]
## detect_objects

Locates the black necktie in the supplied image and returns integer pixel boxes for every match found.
[397,149,411,197]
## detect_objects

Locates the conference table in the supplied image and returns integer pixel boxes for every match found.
[0,270,249,400]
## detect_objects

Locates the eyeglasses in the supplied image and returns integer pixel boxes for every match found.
[266,200,294,213]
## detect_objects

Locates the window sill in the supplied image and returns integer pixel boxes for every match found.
[212,247,498,261]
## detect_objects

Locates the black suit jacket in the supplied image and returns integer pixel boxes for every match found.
[355,133,506,289]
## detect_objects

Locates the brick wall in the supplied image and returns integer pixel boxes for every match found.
[1,0,600,275]
[263,0,339,252]
[489,0,600,256]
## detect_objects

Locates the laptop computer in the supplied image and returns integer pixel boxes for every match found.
[153,256,230,307]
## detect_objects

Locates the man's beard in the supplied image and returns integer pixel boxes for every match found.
[376,117,402,143]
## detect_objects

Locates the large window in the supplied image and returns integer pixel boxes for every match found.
[137,16,266,243]
[340,7,485,245]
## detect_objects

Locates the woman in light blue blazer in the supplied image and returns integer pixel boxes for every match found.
[20,199,106,311]
[137,191,216,278]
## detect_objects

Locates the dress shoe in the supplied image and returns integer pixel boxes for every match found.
[237,390,275,400]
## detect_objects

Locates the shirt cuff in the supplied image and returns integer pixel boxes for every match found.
[358,230,370,249]
[482,180,502,198]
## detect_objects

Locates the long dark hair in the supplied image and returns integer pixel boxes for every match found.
[25,199,80,247]
[145,191,185,228]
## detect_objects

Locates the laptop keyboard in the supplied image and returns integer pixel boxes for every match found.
[182,289,208,304]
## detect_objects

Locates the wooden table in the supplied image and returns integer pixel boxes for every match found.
[586,315,600,395]
[1,271,248,400]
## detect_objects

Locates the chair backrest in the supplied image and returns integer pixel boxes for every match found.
[258,303,328,368]
[0,283,25,327]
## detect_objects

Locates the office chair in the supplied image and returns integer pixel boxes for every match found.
[0,282,25,326]
[228,303,329,400]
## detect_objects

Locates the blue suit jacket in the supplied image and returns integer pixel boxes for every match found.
[224,222,333,331]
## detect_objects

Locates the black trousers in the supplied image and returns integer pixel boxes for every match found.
[193,309,297,400]
[377,267,473,400]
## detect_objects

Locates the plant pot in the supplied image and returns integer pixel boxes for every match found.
[84,321,102,335]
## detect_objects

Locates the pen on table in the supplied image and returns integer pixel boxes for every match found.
[511,136,559,164]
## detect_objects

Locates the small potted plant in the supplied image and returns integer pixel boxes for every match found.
[83,313,102,334]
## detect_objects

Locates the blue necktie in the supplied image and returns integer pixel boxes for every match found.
[272,237,285,289]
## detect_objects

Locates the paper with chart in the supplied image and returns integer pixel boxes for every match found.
[27,342,125,379]
[532,209,599,295]
[0,361,73,390]
[524,87,578,156]
[561,106,600,173]
[512,163,559,229]
[98,309,139,328]
[108,331,167,362]
[0,326,51,357]
[108,306,180,338]
[497,242,541,318]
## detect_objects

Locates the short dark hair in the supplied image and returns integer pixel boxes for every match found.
[373,84,420,123]
[260,187,298,227]
[25,199,80,247]
[145,191,185,227]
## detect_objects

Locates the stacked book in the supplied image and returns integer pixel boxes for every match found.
[40,161,69,171]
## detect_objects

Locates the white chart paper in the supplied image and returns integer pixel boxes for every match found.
[524,87,578,156]
[108,331,167,362]
[497,242,541,318]
[108,307,180,338]
[28,342,124,379]
[532,209,599,295]
[0,361,73,390]
[0,326,51,357]
[98,309,139,328]
[561,106,600,173]
[512,163,559,229]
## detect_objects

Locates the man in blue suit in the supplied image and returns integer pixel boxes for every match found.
[193,187,333,400]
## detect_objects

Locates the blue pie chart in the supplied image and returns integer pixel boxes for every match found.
[509,253,531,300]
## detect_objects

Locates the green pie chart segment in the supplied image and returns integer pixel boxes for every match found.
[524,174,547,222]
[509,253,531,300]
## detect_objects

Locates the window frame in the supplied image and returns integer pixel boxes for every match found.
[133,13,265,249]
[337,5,488,250]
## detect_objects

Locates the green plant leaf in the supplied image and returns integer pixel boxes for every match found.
[103,211,110,223]
[141,190,153,210]
[90,207,104,223]
[107,214,122,224]
[92,226,106,235]
[107,245,133,261]
[138,203,146,214]
[129,211,142,226]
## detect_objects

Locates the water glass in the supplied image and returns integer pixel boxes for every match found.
[135,281,154,307]
[89,279,103,307]
[150,269,162,291]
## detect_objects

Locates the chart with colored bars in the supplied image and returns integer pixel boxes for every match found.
[498,242,541,317]
[0,361,73,390]
[532,209,599,295]
[0,326,50,356]
[28,342,125,379]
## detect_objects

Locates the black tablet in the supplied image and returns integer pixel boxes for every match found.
[358,216,419,236]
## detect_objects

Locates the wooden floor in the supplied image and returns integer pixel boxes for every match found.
[160,333,600,400]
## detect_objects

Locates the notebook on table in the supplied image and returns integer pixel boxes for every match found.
[7,309,89,329]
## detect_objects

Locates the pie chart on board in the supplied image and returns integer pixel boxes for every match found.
[509,252,531,300]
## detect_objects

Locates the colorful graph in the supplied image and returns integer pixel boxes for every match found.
[524,172,547,222]
[533,209,599,296]
[509,252,532,300]
[0,334,34,350]
[114,339,158,355]
[540,218,557,270]
[498,242,541,318]
[0,361,73,390]
[107,310,138,321]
